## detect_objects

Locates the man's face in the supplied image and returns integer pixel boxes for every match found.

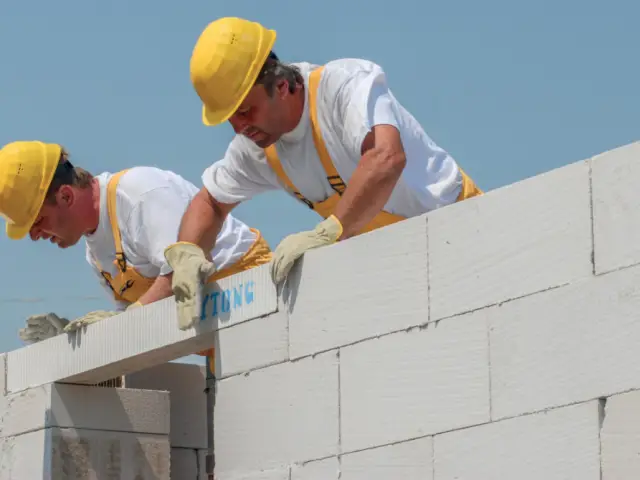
[227,81,291,148]
[29,186,84,248]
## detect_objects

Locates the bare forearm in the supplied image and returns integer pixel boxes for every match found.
[333,147,406,239]
[137,274,173,305]
[178,188,235,253]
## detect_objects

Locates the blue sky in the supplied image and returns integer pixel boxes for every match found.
[0,0,637,362]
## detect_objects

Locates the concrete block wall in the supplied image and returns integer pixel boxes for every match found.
[207,141,640,479]
[0,377,171,479]
[1,140,640,478]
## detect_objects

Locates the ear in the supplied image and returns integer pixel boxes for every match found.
[276,78,290,99]
[57,185,75,207]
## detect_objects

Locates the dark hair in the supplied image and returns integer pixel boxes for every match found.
[44,148,93,203]
[254,51,303,97]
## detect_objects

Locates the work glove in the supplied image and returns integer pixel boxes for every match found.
[63,301,142,333]
[18,313,70,345]
[270,215,343,284]
[164,242,217,331]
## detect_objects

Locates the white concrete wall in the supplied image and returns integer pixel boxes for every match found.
[207,141,640,479]
[1,140,640,479]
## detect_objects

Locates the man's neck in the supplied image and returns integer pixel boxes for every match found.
[83,178,102,235]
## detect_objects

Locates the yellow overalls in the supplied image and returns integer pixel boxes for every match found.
[264,66,483,234]
[92,170,273,378]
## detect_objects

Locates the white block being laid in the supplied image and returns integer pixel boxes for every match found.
[433,400,601,480]
[125,363,207,449]
[591,141,640,274]
[214,351,339,476]
[429,160,593,320]
[340,312,490,452]
[0,383,169,438]
[601,389,640,479]
[286,215,428,360]
[5,264,278,393]
[489,264,640,420]
[340,437,433,480]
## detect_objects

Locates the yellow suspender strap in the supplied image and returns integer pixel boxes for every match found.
[263,66,348,205]
[307,67,346,194]
[106,170,130,272]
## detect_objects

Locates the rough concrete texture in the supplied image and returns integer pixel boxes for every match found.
[591,141,640,274]
[51,428,170,479]
[601,390,640,479]
[126,362,207,449]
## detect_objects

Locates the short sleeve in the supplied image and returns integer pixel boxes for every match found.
[124,186,189,276]
[326,60,401,158]
[202,135,281,204]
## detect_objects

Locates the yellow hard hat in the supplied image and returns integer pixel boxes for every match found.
[190,17,277,126]
[0,141,61,240]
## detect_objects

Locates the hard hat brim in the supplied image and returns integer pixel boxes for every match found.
[201,29,277,127]
[6,222,30,240]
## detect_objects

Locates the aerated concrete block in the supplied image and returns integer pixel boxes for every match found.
[601,389,640,479]
[340,436,433,480]
[591,141,640,274]
[433,401,601,480]
[429,160,593,320]
[216,309,289,378]
[126,362,207,449]
[214,351,339,476]
[287,215,429,359]
[340,311,490,452]
[0,429,48,479]
[51,428,170,479]
[0,383,169,438]
[489,264,640,420]
[290,457,340,480]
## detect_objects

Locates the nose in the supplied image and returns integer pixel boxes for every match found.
[29,226,50,241]
[228,113,250,135]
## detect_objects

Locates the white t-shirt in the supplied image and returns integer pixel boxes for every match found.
[202,58,464,217]
[85,166,258,309]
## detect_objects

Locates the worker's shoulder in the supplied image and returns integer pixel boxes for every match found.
[111,166,197,200]
[320,58,386,83]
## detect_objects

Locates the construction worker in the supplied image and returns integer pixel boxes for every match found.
[163,16,483,329]
[0,140,272,379]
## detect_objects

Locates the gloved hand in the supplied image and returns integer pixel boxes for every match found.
[164,242,217,331]
[63,302,141,333]
[270,214,343,284]
[18,313,70,345]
